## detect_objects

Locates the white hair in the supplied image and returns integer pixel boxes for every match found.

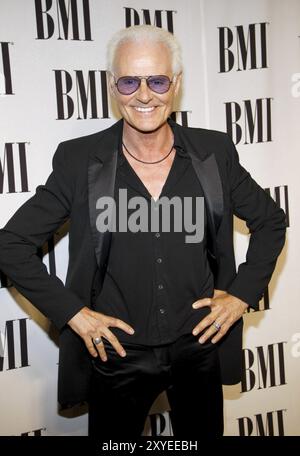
[106,25,183,75]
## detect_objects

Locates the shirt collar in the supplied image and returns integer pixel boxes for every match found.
[169,118,188,157]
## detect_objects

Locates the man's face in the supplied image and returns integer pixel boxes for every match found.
[109,40,181,134]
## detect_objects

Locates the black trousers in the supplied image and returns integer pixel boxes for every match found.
[88,332,223,438]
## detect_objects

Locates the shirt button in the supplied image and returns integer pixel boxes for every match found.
[156,258,162,264]
[155,232,160,238]
[158,284,164,290]
[159,308,165,314]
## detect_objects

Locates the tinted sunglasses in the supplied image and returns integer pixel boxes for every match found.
[114,75,173,95]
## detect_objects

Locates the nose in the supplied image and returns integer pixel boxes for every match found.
[135,78,153,103]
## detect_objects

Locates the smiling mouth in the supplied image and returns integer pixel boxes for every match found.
[133,106,156,113]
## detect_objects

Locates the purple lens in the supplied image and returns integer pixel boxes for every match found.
[148,76,171,93]
[117,77,140,95]
[116,75,172,95]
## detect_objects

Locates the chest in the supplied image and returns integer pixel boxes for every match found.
[125,151,176,201]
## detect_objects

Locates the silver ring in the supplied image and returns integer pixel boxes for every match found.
[93,337,103,345]
[213,321,221,331]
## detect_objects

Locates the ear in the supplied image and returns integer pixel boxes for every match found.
[107,71,116,97]
[173,72,182,96]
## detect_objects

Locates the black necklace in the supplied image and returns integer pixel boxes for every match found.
[122,141,174,164]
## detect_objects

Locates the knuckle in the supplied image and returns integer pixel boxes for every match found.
[84,334,92,343]
[82,330,90,338]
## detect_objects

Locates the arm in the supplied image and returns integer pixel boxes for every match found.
[0,143,85,330]
[191,134,287,343]
[0,143,135,359]
[224,134,287,308]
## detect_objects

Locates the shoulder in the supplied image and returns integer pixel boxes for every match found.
[173,121,234,165]
[58,126,109,154]
[181,124,230,147]
[53,120,122,165]
[170,118,230,149]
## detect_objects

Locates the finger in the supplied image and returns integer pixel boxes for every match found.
[211,322,230,344]
[199,315,228,344]
[198,322,221,344]
[101,329,127,358]
[192,312,218,336]
[107,316,135,335]
[84,337,99,358]
[92,336,108,362]
[192,297,212,309]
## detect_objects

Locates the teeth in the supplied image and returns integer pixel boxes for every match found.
[134,107,155,112]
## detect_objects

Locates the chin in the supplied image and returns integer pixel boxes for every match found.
[127,117,168,134]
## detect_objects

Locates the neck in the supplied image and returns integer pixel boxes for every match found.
[122,121,174,161]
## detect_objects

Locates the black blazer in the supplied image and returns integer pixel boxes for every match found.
[0,118,286,408]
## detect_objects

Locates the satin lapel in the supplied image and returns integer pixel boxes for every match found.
[172,121,224,257]
[191,154,224,235]
[190,154,223,257]
[88,121,121,268]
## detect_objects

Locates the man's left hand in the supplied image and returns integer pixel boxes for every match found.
[191,289,249,344]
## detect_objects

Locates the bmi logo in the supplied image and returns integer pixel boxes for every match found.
[0,42,14,95]
[225,97,273,144]
[124,8,176,33]
[219,22,269,72]
[35,0,92,40]
[53,69,109,119]
[0,319,30,371]
[241,341,286,392]
[237,409,286,436]
[0,142,30,193]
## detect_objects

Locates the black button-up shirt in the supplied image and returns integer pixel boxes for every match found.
[93,129,214,345]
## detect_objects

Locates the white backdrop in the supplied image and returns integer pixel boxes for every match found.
[0,0,299,436]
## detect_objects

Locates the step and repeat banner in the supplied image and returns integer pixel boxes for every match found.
[0,0,299,436]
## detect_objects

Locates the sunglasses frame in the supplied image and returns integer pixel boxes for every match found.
[113,74,174,95]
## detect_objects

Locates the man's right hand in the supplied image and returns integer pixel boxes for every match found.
[67,306,135,362]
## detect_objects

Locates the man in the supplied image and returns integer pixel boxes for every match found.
[0,25,286,437]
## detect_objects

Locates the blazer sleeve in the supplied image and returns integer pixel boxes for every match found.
[224,134,287,309]
[0,143,86,330]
